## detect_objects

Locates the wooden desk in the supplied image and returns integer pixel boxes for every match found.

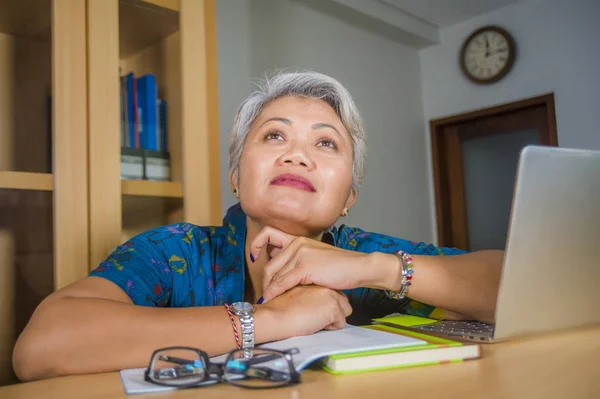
[2,326,599,399]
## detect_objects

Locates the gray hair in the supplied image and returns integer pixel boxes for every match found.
[228,71,366,191]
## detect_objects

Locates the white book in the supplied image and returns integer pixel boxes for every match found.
[119,324,424,395]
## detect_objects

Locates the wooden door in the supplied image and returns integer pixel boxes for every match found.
[430,94,558,251]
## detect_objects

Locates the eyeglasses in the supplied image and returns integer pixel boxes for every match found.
[144,346,301,389]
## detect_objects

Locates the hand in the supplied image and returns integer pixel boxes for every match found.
[260,285,352,337]
[250,226,386,303]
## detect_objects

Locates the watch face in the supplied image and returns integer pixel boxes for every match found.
[231,302,254,313]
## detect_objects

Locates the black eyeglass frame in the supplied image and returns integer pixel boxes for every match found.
[144,346,301,390]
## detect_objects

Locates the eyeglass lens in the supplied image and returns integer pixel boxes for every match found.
[224,348,294,388]
[149,349,208,386]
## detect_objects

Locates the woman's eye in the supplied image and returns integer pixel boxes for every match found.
[264,132,284,141]
[317,139,337,149]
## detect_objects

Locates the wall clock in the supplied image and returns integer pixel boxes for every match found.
[460,26,516,84]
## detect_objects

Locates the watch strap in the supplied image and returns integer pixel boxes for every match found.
[231,302,255,357]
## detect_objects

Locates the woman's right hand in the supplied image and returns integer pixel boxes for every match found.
[258,285,352,338]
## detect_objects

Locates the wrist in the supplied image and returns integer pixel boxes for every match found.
[253,305,288,344]
[363,252,403,291]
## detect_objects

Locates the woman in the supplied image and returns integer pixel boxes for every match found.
[13,71,503,381]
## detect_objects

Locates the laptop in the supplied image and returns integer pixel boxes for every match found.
[386,145,600,343]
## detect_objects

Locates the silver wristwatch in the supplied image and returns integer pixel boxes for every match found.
[230,301,255,357]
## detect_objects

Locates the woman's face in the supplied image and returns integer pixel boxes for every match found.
[233,96,356,236]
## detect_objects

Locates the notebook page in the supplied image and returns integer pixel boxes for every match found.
[212,324,425,370]
[120,325,424,394]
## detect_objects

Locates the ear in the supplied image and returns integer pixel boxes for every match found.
[228,168,238,192]
[345,188,357,209]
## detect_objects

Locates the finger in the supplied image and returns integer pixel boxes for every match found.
[262,261,306,302]
[331,290,352,317]
[250,226,294,262]
[323,324,342,331]
[339,295,353,317]
[323,315,346,330]
[261,240,303,298]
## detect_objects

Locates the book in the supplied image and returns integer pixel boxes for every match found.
[159,99,168,151]
[144,150,170,181]
[136,74,158,151]
[373,314,439,327]
[120,75,129,148]
[119,324,426,394]
[124,73,136,148]
[319,325,481,374]
[120,147,144,180]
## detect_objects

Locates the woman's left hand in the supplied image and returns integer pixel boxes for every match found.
[250,226,394,303]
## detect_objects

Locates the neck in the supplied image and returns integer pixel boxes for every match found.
[243,216,324,301]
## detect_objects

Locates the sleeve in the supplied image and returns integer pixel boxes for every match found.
[337,225,467,321]
[89,227,175,307]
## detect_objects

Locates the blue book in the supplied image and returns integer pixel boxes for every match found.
[159,99,168,152]
[125,73,135,148]
[136,74,158,151]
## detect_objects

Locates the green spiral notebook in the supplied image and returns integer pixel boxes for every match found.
[319,325,481,374]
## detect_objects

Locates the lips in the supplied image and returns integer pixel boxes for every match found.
[270,173,316,192]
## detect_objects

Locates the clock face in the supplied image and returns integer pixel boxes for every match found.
[460,26,515,84]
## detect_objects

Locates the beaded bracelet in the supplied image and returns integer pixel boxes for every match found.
[224,303,242,349]
[385,250,414,300]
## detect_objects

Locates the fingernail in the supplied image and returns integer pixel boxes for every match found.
[250,253,255,263]
[257,296,264,304]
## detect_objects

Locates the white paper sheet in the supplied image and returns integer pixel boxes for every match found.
[120,324,424,395]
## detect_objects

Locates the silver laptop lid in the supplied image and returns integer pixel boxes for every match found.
[494,146,600,340]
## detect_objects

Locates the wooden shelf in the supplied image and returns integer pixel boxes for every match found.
[0,0,51,40]
[119,0,179,59]
[121,179,183,198]
[0,171,52,191]
[140,0,178,12]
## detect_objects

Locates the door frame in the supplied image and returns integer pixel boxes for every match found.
[429,93,558,249]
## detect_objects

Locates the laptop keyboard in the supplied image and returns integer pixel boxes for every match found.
[412,321,495,342]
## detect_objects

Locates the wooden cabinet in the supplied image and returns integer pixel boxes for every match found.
[0,0,220,384]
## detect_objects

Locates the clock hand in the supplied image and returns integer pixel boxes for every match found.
[488,48,508,56]
[485,35,490,57]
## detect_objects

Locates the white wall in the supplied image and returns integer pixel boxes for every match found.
[419,0,600,242]
[216,0,435,242]
[215,0,254,215]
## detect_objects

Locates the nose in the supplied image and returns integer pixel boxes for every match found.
[279,144,314,170]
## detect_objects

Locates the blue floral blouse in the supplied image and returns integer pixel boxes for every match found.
[89,203,465,324]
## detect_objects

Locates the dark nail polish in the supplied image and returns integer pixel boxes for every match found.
[257,296,264,304]
[250,253,255,263]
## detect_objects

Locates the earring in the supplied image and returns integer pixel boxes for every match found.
[342,207,349,216]
[233,188,239,197]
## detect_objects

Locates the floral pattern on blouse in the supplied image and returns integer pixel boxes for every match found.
[90,203,466,322]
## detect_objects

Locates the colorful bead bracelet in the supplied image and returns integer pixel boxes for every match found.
[385,250,414,300]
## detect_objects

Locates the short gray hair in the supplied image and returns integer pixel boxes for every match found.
[228,71,366,191]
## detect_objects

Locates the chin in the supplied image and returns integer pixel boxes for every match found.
[243,197,335,237]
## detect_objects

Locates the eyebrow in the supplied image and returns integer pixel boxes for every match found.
[260,117,292,127]
[260,117,343,139]
[311,122,342,139]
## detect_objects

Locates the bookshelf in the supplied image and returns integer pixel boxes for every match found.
[0,0,220,385]
[0,0,89,385]
[88,0,221,267]
[121,179,183,198]
[0,172,53,191]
